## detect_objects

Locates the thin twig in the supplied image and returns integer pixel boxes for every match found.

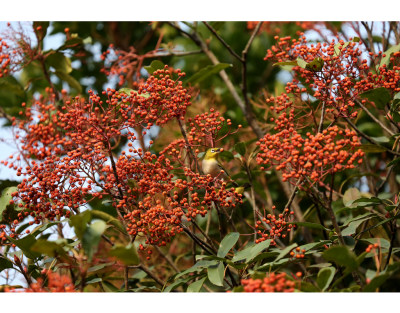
[154,246,180,273]
[356,99,395,136]
[15,261,32,286]
[138,264,166,287]
[385,219,398,269]
[203,22,242,62]
[344,116,400,156]
[318,101,327,133]
[124,267,129,291]
[191,220,218,251]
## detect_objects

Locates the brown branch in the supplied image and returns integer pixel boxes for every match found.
[124,267,129,291]
[344,116,400,156]
[203,22,242,62]
[154,246,180,273]
[355,99,395,136]
[385,220,397,269]
[137,264,166,287]
[168,22,264,139]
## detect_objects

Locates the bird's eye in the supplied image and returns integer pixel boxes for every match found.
[211,149,215,153]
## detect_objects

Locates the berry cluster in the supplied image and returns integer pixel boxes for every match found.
[0,38,11,77]
[247,21,329,36]
[255,206,295,245]
[187,108,241,148]
[241,272,296,292]
[365,243,380,253]
[264,35,400,119]
[290,247,306,259]
[25,270,75,292]
[256,95,364,184]
[1,66,244,248]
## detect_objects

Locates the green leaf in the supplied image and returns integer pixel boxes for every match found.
[57,37,84,51]
[274,243,297,263]
[144,60,165,75]
[186,63,232,84]
[82,220,107,261]
[333,39,360,56]
[298,240,331,252]
[234,142,246,156]
[219,150,234,161]
[232,243,255,263]
[360,144,387,153]
[118,88,134,96]
[343,187,361,207]
[109,244,139,266]
[7,235,41,259]
[187,276,207,292]
[300,281,320,292]
[54,71,82,93]
[101,281,119,292]
[387,157,400,167]
[245,240,271,263]
[317,267,335,291]
[352,197,383,206]
[371,136,390,144]
[0,256,13,272]
[323,246,358,271]
[361,238,390,250]
[86,277,102,285]
[33,22,50,39]
[342,214,375,236]
[309,263,332,269]
[69,210,91,239]
[0,186,18,221]
[359,87,391,110]
[217,232,239,258]
[305,57,324,72]
[90,210,127,234]
[31,239,67,258]
[0,76,26,99]
[296,58,308,69]
[31,220,65,237]
[358,214,400,236]
[163,276,192,292]
[175,259,218,279]
[207,262,224,287]
[379,43,400,68]
[363,273,390,292]
[273,60,297,67]
[88,262,115,273]
[46,52,72,74]
[290,221,330,231]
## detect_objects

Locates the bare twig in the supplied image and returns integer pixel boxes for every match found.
[385,215,398,269]
[356,99,395,136]
[154,246,180,273]
[137,264,166,287]
[124,267,129,291]
[344,116,400,156]
[203,22,242,62]
[318,101,327,133]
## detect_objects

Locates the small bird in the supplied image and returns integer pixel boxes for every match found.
[225,182,252,203]
[202,148,231,181]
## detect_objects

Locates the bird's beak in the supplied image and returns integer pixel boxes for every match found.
[215,148,223,153]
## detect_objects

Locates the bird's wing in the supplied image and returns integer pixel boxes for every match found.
[217,162,238,186]
[217,162,230,177]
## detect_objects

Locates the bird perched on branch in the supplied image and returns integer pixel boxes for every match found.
[202,148,238,186]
